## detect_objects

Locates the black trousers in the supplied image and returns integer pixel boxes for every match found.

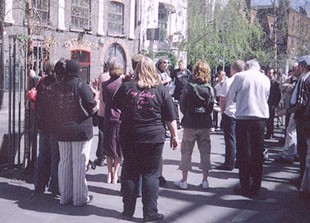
[121,139,163,218]
[296,119,310,179]
[222,113,236,168]
[265,106,276,137]
[236,119,265,193]
[95,116,105,159]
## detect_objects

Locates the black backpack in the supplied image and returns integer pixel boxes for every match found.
[187,82,214,114]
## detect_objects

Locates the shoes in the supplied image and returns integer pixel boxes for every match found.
[174,180,188,189]
[215,164,233,171]
[263,149,269,162]
[94,157,105,166]
[143,213,164,222]
[201,180,209,189]
[122,211,133,220]
[264,134,272,139]
[86,195,94,204]
[159,176,166,187]
[234,186,249,196]
[75,195,94,206]
[274,156,293,164]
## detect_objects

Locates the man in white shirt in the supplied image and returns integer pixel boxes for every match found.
[226,59,270,197]
[216,60,245,171]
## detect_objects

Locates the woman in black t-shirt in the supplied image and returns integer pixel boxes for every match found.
[113,56,179,222]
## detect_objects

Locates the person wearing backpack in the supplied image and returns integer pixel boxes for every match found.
[174,60,214,190]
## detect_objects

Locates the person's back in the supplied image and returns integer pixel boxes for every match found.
[232,68,270,119]
[36,75,58,132]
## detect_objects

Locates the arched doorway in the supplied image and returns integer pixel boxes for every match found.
[104,43,126,72]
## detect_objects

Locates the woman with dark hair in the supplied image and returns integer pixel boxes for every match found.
[113,56,179,222]
[54,59,98,206]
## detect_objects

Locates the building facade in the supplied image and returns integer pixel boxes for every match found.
[0,0,188,167]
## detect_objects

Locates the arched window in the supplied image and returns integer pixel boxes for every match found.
[104,43,126,72]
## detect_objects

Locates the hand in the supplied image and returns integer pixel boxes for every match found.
[278,109,286,117]
[170,137,179,150]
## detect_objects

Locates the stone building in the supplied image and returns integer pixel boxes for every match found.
[0,0,188,167]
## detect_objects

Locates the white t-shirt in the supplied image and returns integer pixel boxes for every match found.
[226,68,270,119]
[219,76,236,118]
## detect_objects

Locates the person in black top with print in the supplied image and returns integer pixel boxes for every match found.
[113,56,179,222]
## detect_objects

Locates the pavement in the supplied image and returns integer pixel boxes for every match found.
[0,127,309,223]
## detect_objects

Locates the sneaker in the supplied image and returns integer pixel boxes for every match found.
[201,180,209,189]
[174,180,188,189]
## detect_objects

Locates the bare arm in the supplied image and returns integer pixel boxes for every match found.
[167,120,179,150]
[219,96,226,113]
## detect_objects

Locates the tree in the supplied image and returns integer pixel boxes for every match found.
[186,0,267,69]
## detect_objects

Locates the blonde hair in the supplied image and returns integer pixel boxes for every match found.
[109,59,124,77]
[134,56,161,88]
[192,60,211,84]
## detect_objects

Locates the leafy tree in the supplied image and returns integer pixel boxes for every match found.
[186,0,268,69]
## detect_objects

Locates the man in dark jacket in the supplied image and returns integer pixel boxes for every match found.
[265,68,282,139]
[32,61,60,197]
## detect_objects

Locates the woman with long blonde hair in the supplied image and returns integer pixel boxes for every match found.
[113,55,179,222]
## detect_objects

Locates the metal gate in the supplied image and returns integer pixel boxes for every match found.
[0,35,45,171]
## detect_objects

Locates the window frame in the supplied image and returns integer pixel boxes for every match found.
[71,0,92,31]
[32,0,50,25]
[107,1,124,36]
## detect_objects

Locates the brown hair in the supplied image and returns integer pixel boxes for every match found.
[192,60,211,84]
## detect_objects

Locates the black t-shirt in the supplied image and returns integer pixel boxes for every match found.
[112,81,176,143]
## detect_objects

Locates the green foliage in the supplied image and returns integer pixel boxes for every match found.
[186,0,268,68]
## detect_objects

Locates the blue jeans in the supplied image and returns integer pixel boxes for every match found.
[236,119,265,194]
[34,131,59,195]
[222,113,236,168]
[121,139,163,218]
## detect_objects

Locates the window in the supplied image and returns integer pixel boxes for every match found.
[71,0,91,30]
[108,1,124,35]
[158,3,168,31]
[33,0,49,24]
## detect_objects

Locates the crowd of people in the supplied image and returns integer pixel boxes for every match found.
[28,54,310,222]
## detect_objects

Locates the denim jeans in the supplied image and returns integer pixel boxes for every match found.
[121,140,163,218]
[222,113,236,168]
[34,131,59,194]
[236,119,265,193]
